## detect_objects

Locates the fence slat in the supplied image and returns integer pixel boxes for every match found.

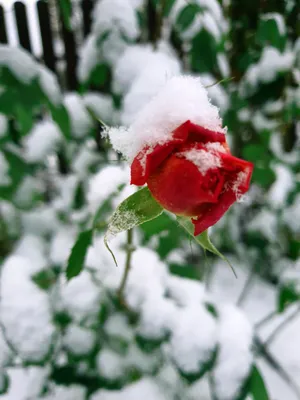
[36,0,56,73]
[81,0,93,37]
[14,1,32,53]
[59,5,78,90]
[0,5,8,44]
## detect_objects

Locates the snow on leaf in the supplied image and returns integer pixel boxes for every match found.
[104,187,163,265]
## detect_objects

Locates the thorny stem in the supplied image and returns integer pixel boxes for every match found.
[117,229,135,304]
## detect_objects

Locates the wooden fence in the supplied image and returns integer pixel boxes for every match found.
[0,0,94,90]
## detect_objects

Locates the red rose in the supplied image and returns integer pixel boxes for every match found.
[130,120,253,236]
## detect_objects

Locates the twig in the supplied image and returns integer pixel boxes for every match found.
[254,310,278,330]
[117,229,135,303]
[264,304,300,347]
[236,264,256,306]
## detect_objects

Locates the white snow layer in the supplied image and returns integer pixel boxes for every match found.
[0,46,61,105]
[91,378,167,400]
[64,93,93,138]
[24,120,61,162]
[92,0,139,40]
[106,76,225,161]
[0,256,55,362]
[213,305,253,400]
[261,13,286,35]
[244,47,294,92]
[83,93,114,124]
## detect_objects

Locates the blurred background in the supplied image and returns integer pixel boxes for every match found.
[0,0,299,399]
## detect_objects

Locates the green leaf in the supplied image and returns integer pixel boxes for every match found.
[191,29,218,73]
[176,4,203,32]
[66,229,93,281]
[49,104,71,139]
[249,365,269,400]
[59,0,72,31]
[177,216,236,277]
[104,187,163,264]
[256,18,285,51]
[163,0,177,16]
[106,187,163,237]
[278,284,299,313]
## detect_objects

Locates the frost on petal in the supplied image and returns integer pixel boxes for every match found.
[106,76,225,161]
[212,305,253,400]
[178,148,222,176]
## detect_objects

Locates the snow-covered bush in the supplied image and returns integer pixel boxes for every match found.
[0,0,300,399]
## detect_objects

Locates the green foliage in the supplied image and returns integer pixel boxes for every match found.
[66,229,93,280]
[105,187,164,240]
[278,284,299,313]
[176,3,203,32]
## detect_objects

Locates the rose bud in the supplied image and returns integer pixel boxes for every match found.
[131,120,253,236]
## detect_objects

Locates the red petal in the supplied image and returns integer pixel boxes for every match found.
[188,122,226,144]
[147,155,224,216]
[192,159,254,236]
[192,189,237,236]
[130,121,191,186]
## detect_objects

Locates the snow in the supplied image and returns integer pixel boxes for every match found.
[212,305,253,400]
[243,47,294,92]
[92,0,139,40]
[270,131,300,165]
[166,275,206,306]
[24,120,61,162]
[83,93,114,124]
[91,378,167,400]
[105,314,134,341]
[178,147,222,175]
[113,45,180,94]
[137,296,177,340]
[40,384,87,400]
[0,46,38,84]
[87,165,130,212]
[284,194,300,234]
[64,93,93,138]
[105,76,225,161]
[96,348,126,380]
[0,366,49,400]
[77,34,100,83]
[0,114,7,138]
[200,74,229,111]
[170,304,218,374]
[120,54,181,125]
[0,152,10,186]
[50,227,77,266]
[248,209,278,242]
[64,325,96,356]
[268,165,294,208]
[261,13,286,35]
[0,256,55,362]
[21,206,59,236]
[59,271,102,323]
[39,66,62,105]
[14,234,48,270]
